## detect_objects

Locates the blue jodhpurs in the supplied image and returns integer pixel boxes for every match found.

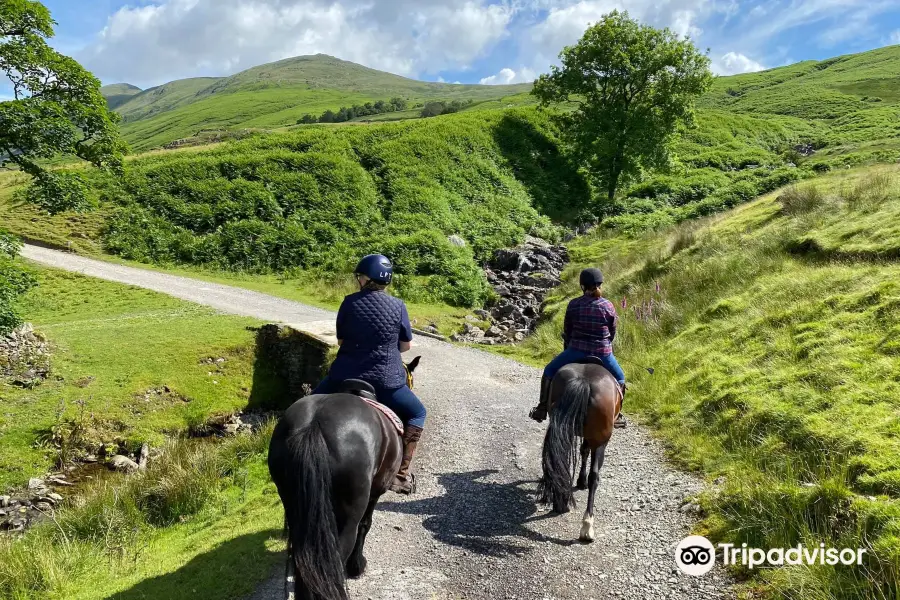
[313,376,427,429]
[543,348,626,386]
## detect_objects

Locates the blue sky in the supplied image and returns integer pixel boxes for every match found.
[3,0,900,94]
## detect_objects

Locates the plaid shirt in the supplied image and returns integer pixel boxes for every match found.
[563,293,618,356]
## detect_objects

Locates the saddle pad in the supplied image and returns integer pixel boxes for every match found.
[361,397,404,435]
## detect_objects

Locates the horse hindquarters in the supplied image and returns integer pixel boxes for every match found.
[539,376,591,513]
[269,420,350,600]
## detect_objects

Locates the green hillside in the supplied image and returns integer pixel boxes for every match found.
[113,77,223,122]
[99,83,142,110]
[506,165,900,599]
[101,54,532,150]
[701,45,900,118]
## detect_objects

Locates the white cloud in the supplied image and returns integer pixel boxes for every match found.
[71,0,900,90]
[712,51,766,75]
[889,29,900,45]
[479,67,536,84]
[80,0,512,86]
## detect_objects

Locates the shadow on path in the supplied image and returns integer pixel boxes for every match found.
[104,529,281,600]
[378,469,575,557]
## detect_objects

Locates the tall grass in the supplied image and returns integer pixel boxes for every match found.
[0,425,273,599]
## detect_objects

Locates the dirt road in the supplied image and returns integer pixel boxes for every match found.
[22,245,734,600]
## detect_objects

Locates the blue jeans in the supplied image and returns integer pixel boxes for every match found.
[313,376,427,428]
[543,348,626,385]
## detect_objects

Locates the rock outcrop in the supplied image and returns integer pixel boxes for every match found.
[452,236,569,345]
[0,323,50,386]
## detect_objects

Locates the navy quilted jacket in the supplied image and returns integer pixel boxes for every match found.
[328,289,413,389]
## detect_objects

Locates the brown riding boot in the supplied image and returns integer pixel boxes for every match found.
[391,425,423,495]
[529,376,551,423]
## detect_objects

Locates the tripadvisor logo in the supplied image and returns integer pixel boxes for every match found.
[675,536,867,576]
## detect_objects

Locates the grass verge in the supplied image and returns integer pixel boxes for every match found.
[498,165,900,599]
[0,427,283,600]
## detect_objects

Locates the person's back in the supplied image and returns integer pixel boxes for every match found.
[564,293,617,358]
[329,288,410,390]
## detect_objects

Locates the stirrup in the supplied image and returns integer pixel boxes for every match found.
[391,472,416,495]
[614,413,627,429]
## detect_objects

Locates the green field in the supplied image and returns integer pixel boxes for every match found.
[0,266,270,490]
[0,425,283,600]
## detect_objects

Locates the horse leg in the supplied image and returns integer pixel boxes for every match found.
[346,496,379,578]
[576,440,590,490]
[579,442,607,543]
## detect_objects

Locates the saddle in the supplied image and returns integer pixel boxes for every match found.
[338,379,404,435]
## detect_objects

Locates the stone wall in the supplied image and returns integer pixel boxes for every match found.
[250,324,333,409]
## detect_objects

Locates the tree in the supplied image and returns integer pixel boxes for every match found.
[1,0,125,213]
[532,11,712,209]
[390,97,407,111]
[420,102,446,118]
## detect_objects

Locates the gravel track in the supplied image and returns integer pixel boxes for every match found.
[22,245,734,600]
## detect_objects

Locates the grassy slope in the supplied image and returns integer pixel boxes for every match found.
[499,165,900,598]
[1,429,283,600]
[0,266,265,490]
[700,45,900,165]
[105,54,531,150]
[100,83,143,111]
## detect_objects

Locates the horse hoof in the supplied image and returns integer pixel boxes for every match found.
[347,557,367,579]
[576,481,587,491]
[579,518,595,542]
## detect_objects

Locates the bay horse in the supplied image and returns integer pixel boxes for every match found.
[267,356,421,600]
[538,360,622,542]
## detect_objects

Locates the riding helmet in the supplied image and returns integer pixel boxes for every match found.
[579,268,604,288]
[355,254,394,285]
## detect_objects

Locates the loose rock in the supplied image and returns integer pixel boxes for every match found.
[109,455,139,473]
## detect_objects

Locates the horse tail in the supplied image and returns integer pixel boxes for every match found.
[539,376,591,511]
[282,421,348,600]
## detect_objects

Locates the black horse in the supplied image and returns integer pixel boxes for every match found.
[267,357,421,600]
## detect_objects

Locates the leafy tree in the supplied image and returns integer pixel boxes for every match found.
[0,0,125,213]
[390,97,407,111]
[319,109,337,123]
[420,102,446,118]
[532,11,712,209]
[297,114,317,124]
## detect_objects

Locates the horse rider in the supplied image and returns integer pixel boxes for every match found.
[312,254,426,494]
[528,267,627,428]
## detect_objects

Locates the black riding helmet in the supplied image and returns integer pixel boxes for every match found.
[355,254,394,285]
[579,268,604,289]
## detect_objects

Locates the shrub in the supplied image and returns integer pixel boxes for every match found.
[0,230,37,335]
[87,110,575,307]
[779,185,825,215]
